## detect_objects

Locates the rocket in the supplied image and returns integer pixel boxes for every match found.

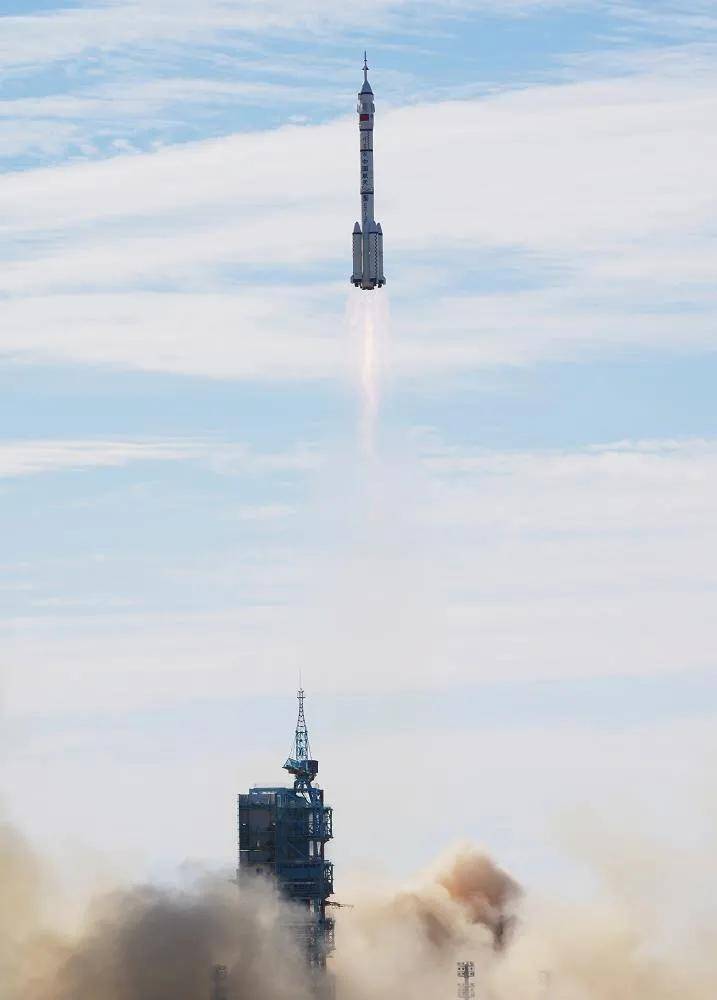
[351,53,386,290]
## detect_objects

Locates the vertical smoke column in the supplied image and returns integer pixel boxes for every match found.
[348,292,388,459]
[360,301,378,458]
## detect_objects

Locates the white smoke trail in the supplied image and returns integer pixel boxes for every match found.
[360,304,378,458]
[348,292,388,460]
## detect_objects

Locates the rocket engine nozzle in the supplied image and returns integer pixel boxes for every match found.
[351,222,385,290]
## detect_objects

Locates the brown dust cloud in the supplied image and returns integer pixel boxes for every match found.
[1,816,716,1000]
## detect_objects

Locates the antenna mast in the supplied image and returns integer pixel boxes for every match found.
[295,687,311,762]
[284,687,319,784]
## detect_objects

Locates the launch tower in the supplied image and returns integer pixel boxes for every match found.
[237,689,334,969]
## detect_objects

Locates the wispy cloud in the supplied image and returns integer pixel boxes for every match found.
[419,435,717,533]
[1,60,714,378]
[1,292,347,379]
[2,435,716,716]
[0,79,342,122]
[0,439,198,478]
[0,0,588,72]
[610,0,717,38]
[0,438,321,478]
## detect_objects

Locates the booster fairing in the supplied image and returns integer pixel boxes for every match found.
[351,54,386,290]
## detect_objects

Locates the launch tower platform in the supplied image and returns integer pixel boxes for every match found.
[237,690,334,969]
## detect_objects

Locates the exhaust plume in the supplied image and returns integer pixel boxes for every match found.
[348,292,389,460]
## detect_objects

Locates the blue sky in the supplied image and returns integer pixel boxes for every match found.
[1,0,716,893]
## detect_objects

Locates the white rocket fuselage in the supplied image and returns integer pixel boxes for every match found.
[351,57,385,290]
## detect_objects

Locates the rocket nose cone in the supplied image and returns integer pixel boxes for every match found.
[353,222,361,233]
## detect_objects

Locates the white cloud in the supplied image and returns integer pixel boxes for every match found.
[0,291,349,379]
[0,0,582,71]
[613,1,717,37]
[1,62,714,378]
[0,439,198,478]
[0,118,82,159]
[421,436,717,532]
[2,437,715,717]
[230,504,295,521]
[3,688,714,879]
[4,69,715,252]
[0,77,348,162]
[0,438,321,479]
[322,712,717,879]
[0,80,333,122]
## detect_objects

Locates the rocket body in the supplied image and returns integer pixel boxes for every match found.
[351,56,386,290]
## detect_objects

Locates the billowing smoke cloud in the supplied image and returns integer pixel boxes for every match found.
[333,845,519,1000]
[1,827,516,1000]
[0,819,312,1000]
[333,833,717,1000]
[436,845,521,942]
[2,820,715,1000]
[45,882,312,1000]
[0,819,53,999]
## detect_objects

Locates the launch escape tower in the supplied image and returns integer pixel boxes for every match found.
[237,689,334,969]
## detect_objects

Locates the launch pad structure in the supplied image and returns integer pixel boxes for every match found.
[237,689,335,970]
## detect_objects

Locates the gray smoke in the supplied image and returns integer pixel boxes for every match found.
[0,821,312,1000]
